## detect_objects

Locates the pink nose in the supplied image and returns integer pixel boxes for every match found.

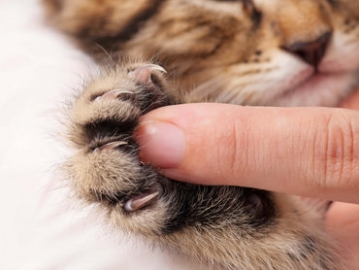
[282,31,332,69]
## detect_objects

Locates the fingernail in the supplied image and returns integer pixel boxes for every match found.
[136,121,185,168]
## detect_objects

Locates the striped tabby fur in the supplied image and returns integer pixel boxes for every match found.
[42,0,359,269]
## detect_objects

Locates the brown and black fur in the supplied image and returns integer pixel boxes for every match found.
[42,0,359,269]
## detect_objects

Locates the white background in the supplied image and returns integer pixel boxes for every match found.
[0,1,205,269]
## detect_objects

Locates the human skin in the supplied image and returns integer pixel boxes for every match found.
[136,87,359,268]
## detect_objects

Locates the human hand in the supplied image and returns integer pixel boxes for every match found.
[136,92,359,268]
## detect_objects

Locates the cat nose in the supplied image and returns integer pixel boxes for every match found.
[282,31,332,69]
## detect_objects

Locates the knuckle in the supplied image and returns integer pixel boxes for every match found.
[318,114,358,192]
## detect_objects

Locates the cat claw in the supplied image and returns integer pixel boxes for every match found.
[98,141,127,151]
[95,89,135,101]
[129,64,167,84]
[124,191,159,212]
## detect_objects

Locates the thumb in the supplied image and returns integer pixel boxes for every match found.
[136,103,359,203]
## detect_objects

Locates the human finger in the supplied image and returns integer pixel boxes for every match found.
[136,104,359,203]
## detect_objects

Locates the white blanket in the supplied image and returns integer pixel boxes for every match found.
[0,1,203,269]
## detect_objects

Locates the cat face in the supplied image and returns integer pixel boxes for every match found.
[43,0,359,106]
[119,0,359,106]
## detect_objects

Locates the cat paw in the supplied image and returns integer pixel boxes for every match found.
[64,63,172,234]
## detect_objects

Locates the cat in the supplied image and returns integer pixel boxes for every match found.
[42,0,359,269]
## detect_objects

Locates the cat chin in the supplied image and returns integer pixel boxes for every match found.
[272,71,356,107]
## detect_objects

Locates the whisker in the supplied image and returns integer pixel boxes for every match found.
[94,43,116,66]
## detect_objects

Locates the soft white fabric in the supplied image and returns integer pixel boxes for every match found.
[0,1,203,269]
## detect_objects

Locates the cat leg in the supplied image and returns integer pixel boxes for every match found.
[64,63,179,235]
